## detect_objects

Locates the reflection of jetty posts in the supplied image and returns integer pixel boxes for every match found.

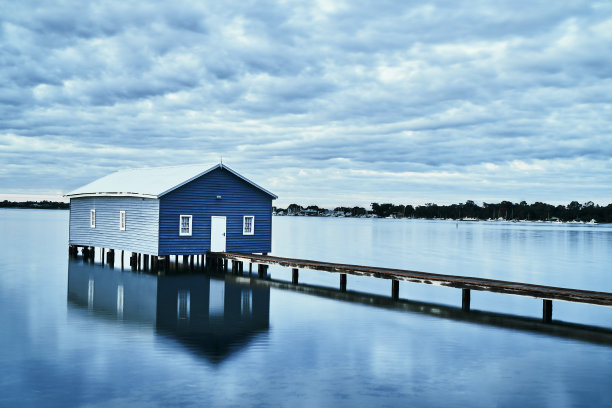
[210,252,612,323]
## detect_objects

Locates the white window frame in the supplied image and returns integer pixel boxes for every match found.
[179,215,192,236]
[119,210,126,231]
[90,209,96,228]
[243,215,254,235]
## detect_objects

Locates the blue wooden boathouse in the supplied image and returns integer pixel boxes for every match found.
[66,163,277,265]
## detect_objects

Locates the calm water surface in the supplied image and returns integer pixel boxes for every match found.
[1,209,611,407]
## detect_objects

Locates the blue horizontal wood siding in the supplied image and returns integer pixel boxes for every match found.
[158,167,272,255]
[69,197,159,254]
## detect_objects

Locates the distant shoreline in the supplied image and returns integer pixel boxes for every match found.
[2,200,610,224]
[0,201,69,210]
[275,200,612,224]
[272,213,609,224]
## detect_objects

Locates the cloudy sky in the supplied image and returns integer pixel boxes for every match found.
[1,1,611,207]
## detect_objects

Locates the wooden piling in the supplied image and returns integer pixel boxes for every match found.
[144,254,149,271]
[462,288,471,311]
[543,299,553,323]
[340,273,347,292]
[258,264,267,278]
[121,250,124,269]
[223,259,228,273]
[292,268,299,285]
[101,248,105,264]
[108,249,115,268]
[392,279,399,300]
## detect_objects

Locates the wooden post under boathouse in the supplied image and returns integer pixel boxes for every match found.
[65,163,277,272]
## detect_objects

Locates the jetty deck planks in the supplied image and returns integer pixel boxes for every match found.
[213,252,612,307]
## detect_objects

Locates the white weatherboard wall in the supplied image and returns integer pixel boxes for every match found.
[69,197,159,254]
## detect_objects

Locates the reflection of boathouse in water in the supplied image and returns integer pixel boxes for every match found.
[67,260,270,362]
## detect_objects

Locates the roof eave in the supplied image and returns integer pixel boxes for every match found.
[221,164,278,199]
[65,192,159,199]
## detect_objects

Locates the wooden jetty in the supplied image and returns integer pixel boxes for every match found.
[210,252,612,323]
[68,245,612,324]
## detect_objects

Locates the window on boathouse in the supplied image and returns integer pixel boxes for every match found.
[179,215,192,236]
[243,215,254,235]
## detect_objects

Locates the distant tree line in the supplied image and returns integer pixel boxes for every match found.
[0,200,69,209]
[275,200,612,223]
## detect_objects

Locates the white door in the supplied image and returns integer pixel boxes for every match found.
[210,216,226,252]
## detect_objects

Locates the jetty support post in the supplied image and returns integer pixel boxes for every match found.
[121,250,124,269]
[392,279,399,300]
[108,249,115,268]
[340,273,347,292]
[258,264,268,278]
[101,248,105,264]
[223,259,228,273]
[543,299,553,323]
[130,252,137,271]
[144,254,149,271]
[292,268,299,285]
[462,289,471,311]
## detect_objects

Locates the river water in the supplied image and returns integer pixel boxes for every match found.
[1,209,611,407]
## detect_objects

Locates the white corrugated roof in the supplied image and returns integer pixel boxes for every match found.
[65,163,277,199]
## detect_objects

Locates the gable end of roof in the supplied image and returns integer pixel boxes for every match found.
[158,163,278,199]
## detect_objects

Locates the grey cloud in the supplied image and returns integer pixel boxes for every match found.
[0,0,611,204]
